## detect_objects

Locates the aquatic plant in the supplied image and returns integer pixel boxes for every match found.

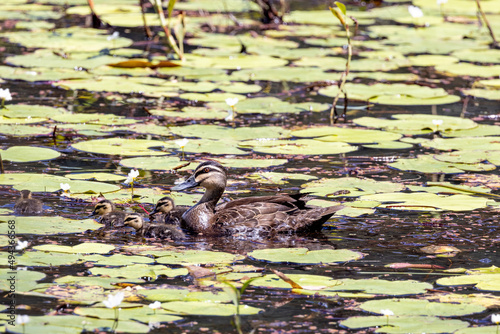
[329,2,355,124]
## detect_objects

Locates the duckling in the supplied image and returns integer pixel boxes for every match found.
[14,190,43,215]
[123,213,185,240]
[91,199,126,227]
[149,196,188,226]
[171,161,343,236]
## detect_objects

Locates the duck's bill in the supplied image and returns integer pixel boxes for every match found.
[171,176,199,191]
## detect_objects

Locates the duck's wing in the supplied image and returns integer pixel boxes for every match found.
[213,201,343,235]
[216,193,309,212]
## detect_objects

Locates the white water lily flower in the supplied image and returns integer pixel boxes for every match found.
[148,301,162,310]
[60,183,71,192]
[492,314,500,324]
[107,31,119,41]
[124,169,140,184]
[16,315,30,325]
[15,240,28,251]
[432,119,443,126]
[103,291,124,309]
[175,138,189,148]
[380,309,394,316]
[408,5,424,18]
[0,88,12,101]
[437,0,447,4]
[225,97,239,107]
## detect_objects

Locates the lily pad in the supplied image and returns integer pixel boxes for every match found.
[89,264,188,279]
[361,298,485,316]
[72,138,173,156]
[0,146,60,162]
[248,248,363,264]
[141,250,244,265]
[34,243,115,254]
[0,216,101,235]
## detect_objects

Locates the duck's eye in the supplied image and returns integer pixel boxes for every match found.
[203,168,210,173]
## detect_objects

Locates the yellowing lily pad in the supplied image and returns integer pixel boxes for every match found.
[248,248,363,264]
[72,138,173,156]
[34,243,115,254]
[141,250,244,265]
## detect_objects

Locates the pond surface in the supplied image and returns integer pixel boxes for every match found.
[0,0,500,333]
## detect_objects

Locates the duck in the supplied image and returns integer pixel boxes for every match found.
[149,196,188,226]
[91,199,126,227]
[171,161,343,236]
[123,213,185,240]
[14,190,43,215]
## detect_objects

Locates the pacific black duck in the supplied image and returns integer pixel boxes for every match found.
[149,196,188,226]
[91,199,126,227]
[123,213,185,240]
[171,161,343,236]
[14,190,43,214]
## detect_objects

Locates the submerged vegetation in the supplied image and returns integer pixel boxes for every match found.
[0,0,499,333]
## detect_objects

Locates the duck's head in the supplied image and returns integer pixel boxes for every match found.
[91,200,115,216]
[123,213,144,231]
[19,190,33,199]
[172,161,227,191]
[150,196,175,217]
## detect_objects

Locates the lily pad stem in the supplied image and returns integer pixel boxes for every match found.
[475,0,499,49]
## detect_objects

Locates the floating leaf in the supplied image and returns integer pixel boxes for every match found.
[0,146,60,162]
[0,216,101,235]
[248,248,363,264]
[361,298,485,316]
[34,243,115,254]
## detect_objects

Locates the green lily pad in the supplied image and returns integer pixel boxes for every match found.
[292,127,402,144]
[72,138,173,156]
[169,124,291,140]
[361,298,485,316]
[302,177,405,197]
[389,155,496,174]
[74,305,182,323]
[0,146,60,162]
[17,251,86,267]
[0,216,101,235]
[215,157,288,169]
[247,171,316,184]
[0,124,53,136]
[89,264,188,279]
[141,250,244,265]
[437,274,500,291]
[51,113,137,125]
[140,288,232,303]
[120,156,183,171]
[4,315,151,334]
[319,83,458,104]
[34,243,115,254]
[436,63,500,78]
[162,301,262,316]
[359,193,491,211]
[65,172,126,182]
[57,76,178,95]
[240,139,356,155]
[354,114,477,134]
[340,315,469,333]
[0,268,45,292]
[0,65,92,82]
[0,104,67,118]
[2,27,133,52]
[248,248,363,264]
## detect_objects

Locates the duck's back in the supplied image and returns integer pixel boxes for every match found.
[212,194,342,236]
[14,199,43,215]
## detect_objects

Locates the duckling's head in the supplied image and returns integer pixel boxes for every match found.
[19,190,33,199]
[150,196,175,216]
[172,161,227,191]
[123,213,144,231]
[91,200,115,216]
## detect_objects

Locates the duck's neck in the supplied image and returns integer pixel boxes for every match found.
[198,186,224,210]
[184,186,224,233]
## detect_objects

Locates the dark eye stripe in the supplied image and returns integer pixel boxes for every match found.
[95,204,106,210]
